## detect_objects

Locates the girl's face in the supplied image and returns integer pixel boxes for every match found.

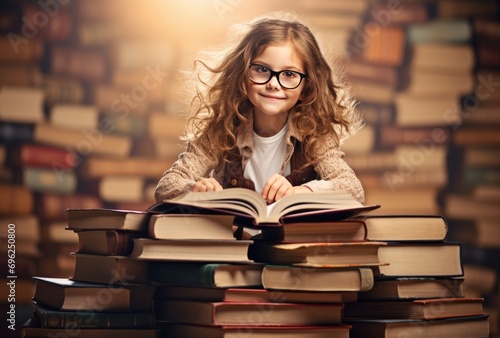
[246,41,305,134]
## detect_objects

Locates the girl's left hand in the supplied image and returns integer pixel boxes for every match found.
[262,174,311,204]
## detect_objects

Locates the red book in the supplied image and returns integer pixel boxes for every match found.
[9,144,77,169]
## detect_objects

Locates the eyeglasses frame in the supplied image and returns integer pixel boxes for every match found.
[248,63,307,89]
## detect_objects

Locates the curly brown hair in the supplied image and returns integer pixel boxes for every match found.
[185,14,361,167]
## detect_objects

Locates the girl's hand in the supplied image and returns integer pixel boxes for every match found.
[260,174,292,204]
[192,178,223,192]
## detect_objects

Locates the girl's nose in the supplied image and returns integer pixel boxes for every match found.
[266,74,281,89]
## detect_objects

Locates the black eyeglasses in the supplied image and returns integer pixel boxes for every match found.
[248,63,306,89]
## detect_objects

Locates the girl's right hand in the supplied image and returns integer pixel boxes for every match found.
[192,178,223,192]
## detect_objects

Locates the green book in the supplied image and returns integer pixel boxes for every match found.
[149,262,263,288]
[33,302,156,329]
[408,19,472,43]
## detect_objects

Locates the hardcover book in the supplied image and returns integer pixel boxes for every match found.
[346,315,489,338]
[32,277,155,311]
[130,238,253,264]
[343,297,485,320]
[33,302,156,329]
[161,323,351,338]
[248,241,384,267]
[261,265,374,292]
[156,300,344,326]
[66,208,150,232]
[156,285,358,303]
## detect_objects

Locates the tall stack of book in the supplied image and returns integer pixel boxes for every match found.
[343,214,490,337]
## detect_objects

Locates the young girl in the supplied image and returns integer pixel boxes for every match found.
[154,14,365,205]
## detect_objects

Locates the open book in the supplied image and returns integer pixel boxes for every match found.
[147,188,379,226]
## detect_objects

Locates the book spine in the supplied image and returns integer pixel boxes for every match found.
[49,46,108,82]
[17,144,77,169]
[0,123,34,143]
[408,20,472,43]
[42,76,86,104]
[378,126,452,148]
[36,308,156,329]
[106,231,136,256]
[0,183,33,215]
[0,36,44,63]
[149,263,218,288]
[23,167,77,194]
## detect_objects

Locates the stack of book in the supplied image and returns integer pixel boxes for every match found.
[343,214,490,337]
[142,188,373,337]
[23,208,158,337]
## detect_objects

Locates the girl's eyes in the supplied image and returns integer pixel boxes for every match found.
[256,66,269,73]
[282,71,297,78]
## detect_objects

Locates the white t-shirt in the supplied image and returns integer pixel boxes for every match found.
[243,124,291,194]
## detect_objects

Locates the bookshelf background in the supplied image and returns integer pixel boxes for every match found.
[0,0,499,337]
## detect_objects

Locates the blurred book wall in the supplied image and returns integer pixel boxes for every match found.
[1,0,499,336]
[0,1,294,336]
[340,1,500,336]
